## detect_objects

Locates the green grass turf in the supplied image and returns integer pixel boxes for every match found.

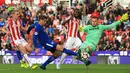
[0,64,130,73]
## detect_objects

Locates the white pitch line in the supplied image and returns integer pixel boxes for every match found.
[0,69,10,70]
[0,68,22,71]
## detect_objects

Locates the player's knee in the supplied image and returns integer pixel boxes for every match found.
[25,44,32,53]
[53,55,59,58]
[53,51,61,58]
[56,44,63,51]
[18,45,25,51]
[14,47,19,50]
[26,48,32,53]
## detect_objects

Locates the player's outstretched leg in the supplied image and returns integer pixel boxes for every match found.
[76,49,83,61]
[62,48,77,56]
[77,49,91,68]
[22,53,38,69]
[40,56,57,70]
[16,50,26,68]
[85,60,91,68]
[56,45,78,56]
[56,53,67,69]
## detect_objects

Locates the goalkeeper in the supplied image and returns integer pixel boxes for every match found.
[77,13,128,66]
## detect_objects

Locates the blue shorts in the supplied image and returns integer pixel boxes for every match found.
[44,40,57,53]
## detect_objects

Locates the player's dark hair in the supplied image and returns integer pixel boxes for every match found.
[74,8,82,19]
[38,15,47,21]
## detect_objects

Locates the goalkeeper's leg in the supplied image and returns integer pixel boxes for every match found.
[76,43,95,67]
[77,44,92,61]
[77,48,91,69]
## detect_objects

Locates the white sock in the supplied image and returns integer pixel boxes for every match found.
[22,58,25,62]
[59,53,67,64]
[23,54,32,67]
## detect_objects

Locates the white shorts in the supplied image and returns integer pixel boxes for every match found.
[64,37,82,50]
[13,38,28,47]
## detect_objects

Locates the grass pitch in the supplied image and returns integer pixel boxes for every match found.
[0,64,130,73]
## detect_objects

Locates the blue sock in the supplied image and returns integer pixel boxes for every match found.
[16,51,22,61]
[63,48,77,56]
[41,56,56,67]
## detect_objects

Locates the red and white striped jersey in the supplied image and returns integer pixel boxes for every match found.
[66,17,79,38]
[7,18,22,42]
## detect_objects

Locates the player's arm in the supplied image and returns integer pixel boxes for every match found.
[101,20,120,30]
[102,13,128,30]
[33,27,42,49]
[20,25,25,32]
[61,16,73,25]
[20,20,26,32]
[27,23,35,34]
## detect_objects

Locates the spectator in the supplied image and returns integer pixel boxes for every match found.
[0,32,5,50]
[97,44,104,51]
[112,37,120,50]
[110,43,118,51]
[125,42,130,51]
[48,25,54,35]
[53,16,60,28]
[103,15,108,24]
[0,14,7,27]
[103,41,112,51]
[119,40,125,51]
[99,12,104,20]
[116,32,122,42]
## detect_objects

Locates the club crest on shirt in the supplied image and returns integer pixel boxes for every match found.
[34,32,38,35]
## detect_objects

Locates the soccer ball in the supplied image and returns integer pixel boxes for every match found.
[81,52,90,61]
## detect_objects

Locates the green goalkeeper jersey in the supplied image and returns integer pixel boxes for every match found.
[81,21,120,51]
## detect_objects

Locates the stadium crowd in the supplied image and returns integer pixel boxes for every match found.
[0,0,130,54]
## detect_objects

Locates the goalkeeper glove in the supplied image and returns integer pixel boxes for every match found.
[78,26,84,32]
[120,13,129,22]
